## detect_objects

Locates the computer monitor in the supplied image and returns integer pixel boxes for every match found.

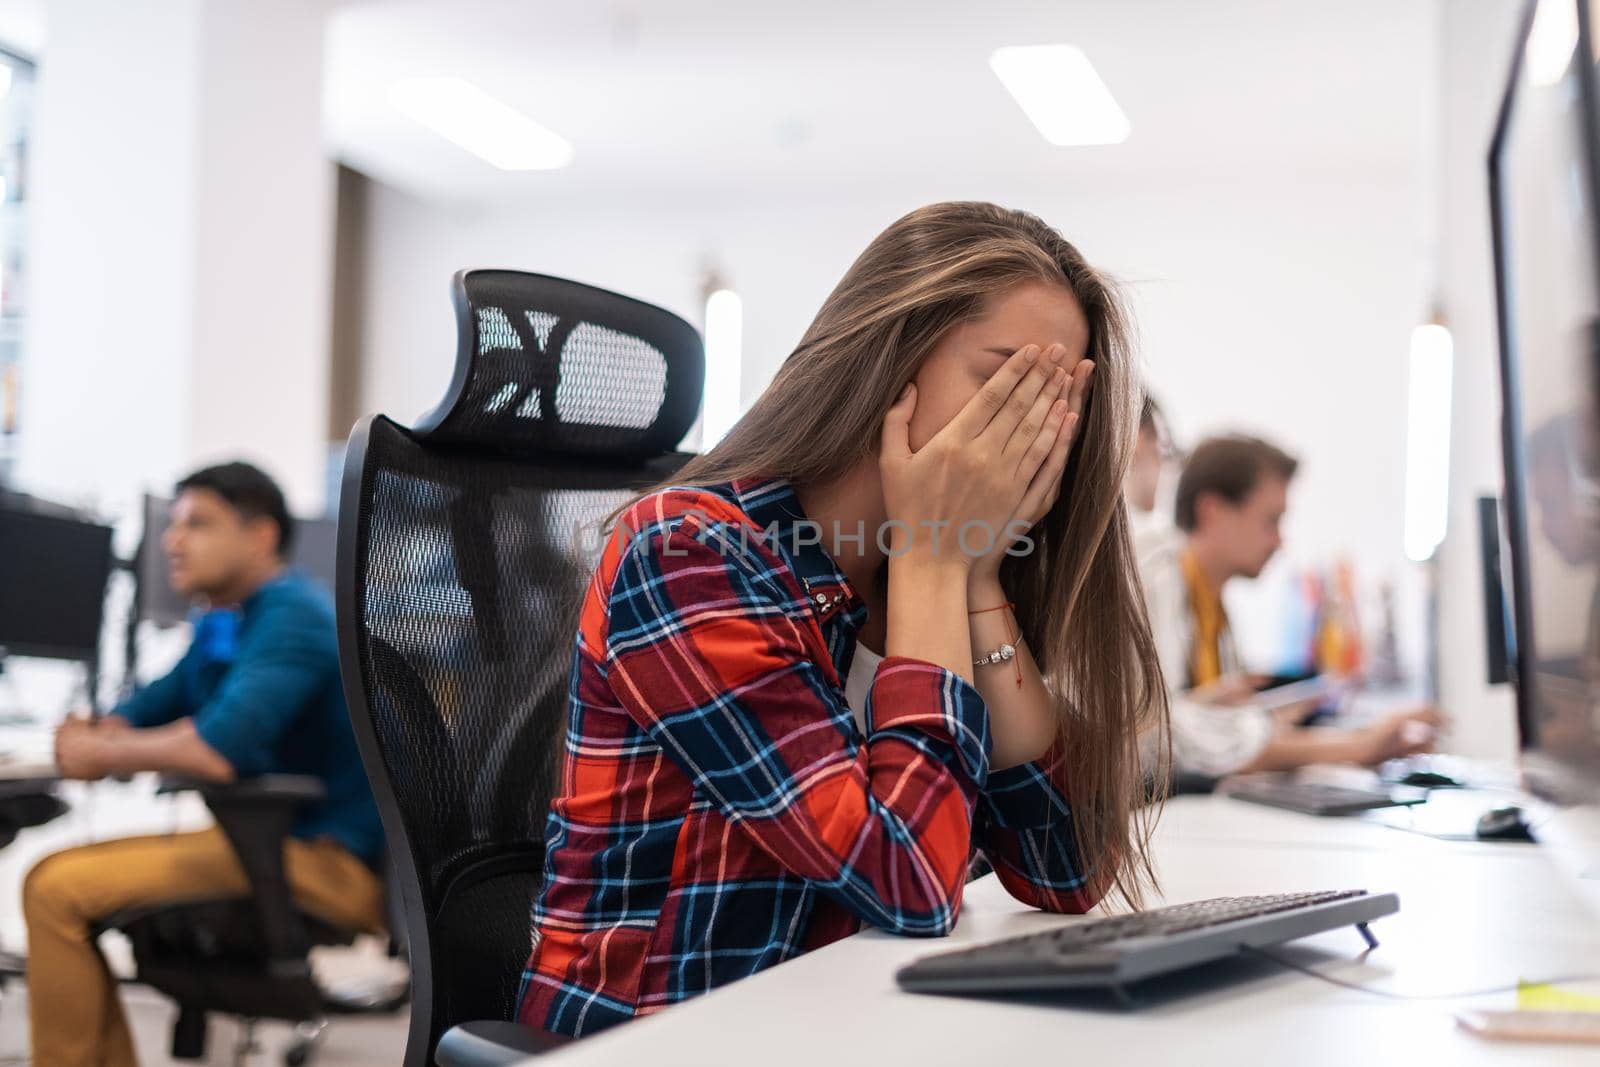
[134,493,340,627]
[0,497,114,664]
[1477,495,1512,686]
[1490,0,1600,905]
[134,494,189,628]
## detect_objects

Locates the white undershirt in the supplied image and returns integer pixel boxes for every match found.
[842,642,883,735]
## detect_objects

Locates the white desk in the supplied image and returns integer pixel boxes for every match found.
[534,796,1600,1066]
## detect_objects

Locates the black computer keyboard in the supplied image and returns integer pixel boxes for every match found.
[896,889,1399,997]
[1224,776,1424,816]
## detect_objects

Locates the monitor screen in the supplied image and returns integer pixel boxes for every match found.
[1478,495,1513,686]
[1492,0,1600,803]
[0,501,114,662]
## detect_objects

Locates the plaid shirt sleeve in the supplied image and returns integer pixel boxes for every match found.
[602,511,992,937]
[973,741,1102,914]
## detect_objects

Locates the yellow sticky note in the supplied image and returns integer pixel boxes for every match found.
[1518,981,1600,1012]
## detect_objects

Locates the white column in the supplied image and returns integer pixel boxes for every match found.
[19,0,332,519]
[187,0,333,515]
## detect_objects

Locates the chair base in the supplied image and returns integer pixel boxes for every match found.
[173,1006,208,1059]
[283,1019,327,1067]
[171,1011,329,1067]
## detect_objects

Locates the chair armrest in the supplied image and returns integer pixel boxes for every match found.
[435,1021,572,1066]
[157,773,327,804]
[0,790,68,850]
[157,774,328,971]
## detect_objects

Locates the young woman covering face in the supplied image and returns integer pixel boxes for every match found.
[518,201,1170,1037]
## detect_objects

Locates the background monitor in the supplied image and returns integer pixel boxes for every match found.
[1490,0,1600,806]
[0,497,114,663]
[1477,494,1513,686]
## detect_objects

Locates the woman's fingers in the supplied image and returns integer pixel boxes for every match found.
[1002,354,1069,470]
[1017,404,1081,524]
[944,344,1042,441]
[879,381,917,463]
[1041,404,1085,505]
[1011,403,1075,518]
[1067,359,1095,420]
[1023,361,1090,513]
[980,344,1067,452]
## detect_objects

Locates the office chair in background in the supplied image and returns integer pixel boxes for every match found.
[97,776,393,1067]
[336,269,703,1066]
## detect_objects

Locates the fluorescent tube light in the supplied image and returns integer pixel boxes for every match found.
[1526,0,1579,88]
[1404,323,1454,562]
[989,44,1130,146]
[390,77,573,170]
[703,289,743,449]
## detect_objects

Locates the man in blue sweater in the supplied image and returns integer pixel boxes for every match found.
[22,462,384,1067]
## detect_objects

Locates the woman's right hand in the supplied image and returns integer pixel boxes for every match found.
[879,344,1072,568]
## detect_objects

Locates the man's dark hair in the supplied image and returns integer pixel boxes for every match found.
[175,461,295,557]
[1174,435,1299,533]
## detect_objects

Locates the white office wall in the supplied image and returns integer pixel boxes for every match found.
[19,0,202,519]
[17,0,333,523]
[354,166,1433,684]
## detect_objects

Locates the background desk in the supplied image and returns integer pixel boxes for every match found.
[536,795,1600,1066]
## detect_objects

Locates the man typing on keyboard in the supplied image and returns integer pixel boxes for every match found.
[1138,435,1444,783]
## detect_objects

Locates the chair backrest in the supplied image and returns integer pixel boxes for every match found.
[336,270,703,1066]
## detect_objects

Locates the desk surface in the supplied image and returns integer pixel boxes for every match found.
[0,761,60,783]
[536,795,1600,1066]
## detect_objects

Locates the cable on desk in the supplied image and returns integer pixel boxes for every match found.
[1239,945,1599,1002]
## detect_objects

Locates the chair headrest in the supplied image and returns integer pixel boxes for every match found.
[413,270,704,461]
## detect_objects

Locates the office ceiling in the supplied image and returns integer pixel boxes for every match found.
[347,0,1440,205]
[0,0,44,58]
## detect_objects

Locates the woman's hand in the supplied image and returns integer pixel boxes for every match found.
[881,344,1078,571]
[968,347,1094,586]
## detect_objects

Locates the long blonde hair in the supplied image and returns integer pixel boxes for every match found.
[614,201,1168,908]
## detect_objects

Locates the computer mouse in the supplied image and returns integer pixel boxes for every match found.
[1399,770,1462,788]
[1475,805,1535,842]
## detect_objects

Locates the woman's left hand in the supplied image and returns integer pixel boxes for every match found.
[970,352,1094,585]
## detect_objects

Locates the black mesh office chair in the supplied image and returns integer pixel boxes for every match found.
[97,776,395,1066]
[336,269,703,1067]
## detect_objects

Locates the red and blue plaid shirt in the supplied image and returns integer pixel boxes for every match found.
[517,477,1099,1036]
